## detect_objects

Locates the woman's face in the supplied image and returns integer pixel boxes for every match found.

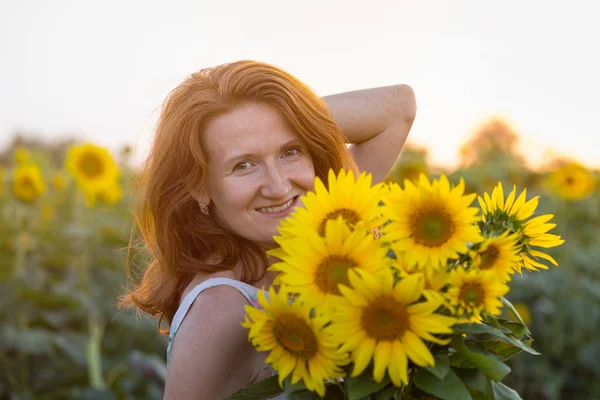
[201,103,316,247]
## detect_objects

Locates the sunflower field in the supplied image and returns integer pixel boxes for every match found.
[1,117,599,400]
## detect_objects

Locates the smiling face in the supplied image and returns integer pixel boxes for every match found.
[200,103,316,247]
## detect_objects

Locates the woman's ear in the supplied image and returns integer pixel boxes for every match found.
[191,190,211,207]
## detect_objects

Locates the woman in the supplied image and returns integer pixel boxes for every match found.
[120,60,416,399]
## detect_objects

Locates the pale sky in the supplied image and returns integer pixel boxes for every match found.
[1,0,598,169]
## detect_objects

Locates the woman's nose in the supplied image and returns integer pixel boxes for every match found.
[261,166,292,199]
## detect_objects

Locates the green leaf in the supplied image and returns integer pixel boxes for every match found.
[478,341,523,361]
[451,337,511,382]
[449,351,478,370]
[500,297,531,335]
[225,375,283,400]
[453,323,540,355]
[481,313,500,330]
[492,381,522,400]
[496,319,527,340]
[346,373,390,400]
[454,368,493,396]
[284,378,321,400]
[425,353,450,380]
[371,385,399,400]
[413,367,472,400]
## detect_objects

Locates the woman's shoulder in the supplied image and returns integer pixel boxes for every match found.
[184,283,251,325]
[169,283,255,360]
[164,285,263,398]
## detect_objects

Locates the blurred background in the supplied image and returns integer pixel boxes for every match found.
[1,1,599,399]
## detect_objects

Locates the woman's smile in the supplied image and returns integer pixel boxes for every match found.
[255,195,300,218]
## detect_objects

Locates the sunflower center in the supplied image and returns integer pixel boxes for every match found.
[361,297,409,340]
[479,246,500,270]
[564,176,575,186]
[459,284,485,306]
[315,255,356,295]
[77,152,104,178]
[411,207,455,247]
[272,314,318,359]
[318,209,361,236]
[20,177,35,193]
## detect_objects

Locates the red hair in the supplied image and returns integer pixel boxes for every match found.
[120,60,358,333]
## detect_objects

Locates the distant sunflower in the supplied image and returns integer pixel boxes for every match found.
[52,173,68,192]
[85,181,124,207]
[446,268,509,320]
[546,162,596,200]
[512,302,532,325]
[386,162,429,186]
[270,218,391,308]
[383,174,483,270]
[329,270,456,387]
[99,182,123,204]
[472,232,521,280]
[479,183,564,273]
[242,286,346,396]
[12,165,46,203]
[285,169,385,238]
[65,143,119,194]
[14,146,31,164]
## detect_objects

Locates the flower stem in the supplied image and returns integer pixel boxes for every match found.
[86,314,106,389]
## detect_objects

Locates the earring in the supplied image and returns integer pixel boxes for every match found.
[198,202,210,216]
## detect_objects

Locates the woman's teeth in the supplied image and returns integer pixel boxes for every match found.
[258,198,294,213]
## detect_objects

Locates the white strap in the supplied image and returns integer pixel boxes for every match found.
[170,277,257,335]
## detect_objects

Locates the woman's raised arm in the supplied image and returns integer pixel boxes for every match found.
[324,84,417,183]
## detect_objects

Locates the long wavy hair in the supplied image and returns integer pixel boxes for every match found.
[120,60,358,333]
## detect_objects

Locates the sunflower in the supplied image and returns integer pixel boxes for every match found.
[471,232,521,280]
[446,268,509,320]
[478,183,564,273]
[512,302,532,325]
[65,143,119,194]
[269,218,391,308]
[14,146,31,164]
[383,174,483,271]
[241,286,346,396]
[386,162,429,186]
[329,270,456,387]
[52,173,68,192]
[393,253,450,295]
[546,162,596,200]
[12,165,46,203]
[84,181,124,207]
[284,169,386,239]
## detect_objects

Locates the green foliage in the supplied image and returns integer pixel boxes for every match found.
[0,146,165,399]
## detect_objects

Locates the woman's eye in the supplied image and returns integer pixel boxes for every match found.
[282,147,300,158]
[234,161,252,171]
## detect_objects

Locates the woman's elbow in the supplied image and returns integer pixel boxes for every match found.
[391,84,417,124]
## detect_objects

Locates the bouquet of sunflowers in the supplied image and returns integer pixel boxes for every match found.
[228,169,564,400]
